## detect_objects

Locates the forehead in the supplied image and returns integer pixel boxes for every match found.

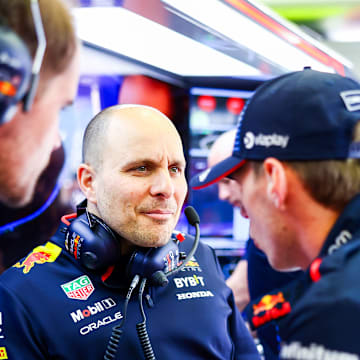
[103,109,185,165]
[229,161,251,182]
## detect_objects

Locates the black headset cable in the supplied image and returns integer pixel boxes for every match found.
[104,274,140,360]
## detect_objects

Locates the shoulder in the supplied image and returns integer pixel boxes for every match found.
[280,245,360,342]
[0,241,65,293]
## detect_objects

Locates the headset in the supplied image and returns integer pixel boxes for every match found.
[0,0,46,125]
[61,201,200,287]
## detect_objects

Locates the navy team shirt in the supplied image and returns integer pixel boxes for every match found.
[0,224,260,359]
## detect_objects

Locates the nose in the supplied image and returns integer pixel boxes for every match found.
[149,169,175,198]
[53,131,62,150]
[218,183,230,202]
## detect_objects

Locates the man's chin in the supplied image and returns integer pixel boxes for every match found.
[0,186,35,208]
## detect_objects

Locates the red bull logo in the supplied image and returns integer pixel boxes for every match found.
[253,292,285,315]
[185,259,200,267]
[13,242,61,274]
[251,292,291,328]
[0,347,8,359]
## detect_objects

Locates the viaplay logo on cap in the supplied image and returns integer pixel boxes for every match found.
[243,132,289,150]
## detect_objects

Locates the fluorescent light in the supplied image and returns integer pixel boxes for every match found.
[72,7,261,77]
[324,18,360,42]
[162,0,351,73]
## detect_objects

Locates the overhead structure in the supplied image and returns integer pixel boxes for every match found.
[73,0,355,86]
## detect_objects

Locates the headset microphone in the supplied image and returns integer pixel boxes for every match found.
[184,205,200,226]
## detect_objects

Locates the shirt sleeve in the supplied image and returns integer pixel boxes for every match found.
[0,281,46,359]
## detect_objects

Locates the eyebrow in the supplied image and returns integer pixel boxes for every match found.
[62,100,74,110]
[124,158,186,169]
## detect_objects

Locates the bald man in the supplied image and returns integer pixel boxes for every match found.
[0,105,260,360]
[208,129,302,360]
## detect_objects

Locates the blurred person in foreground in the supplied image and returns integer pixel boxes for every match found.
[191,68,360,358]
[0,105,260,359]
[0,0,79,208]
[0,0,79,268]
[208,129,302,359]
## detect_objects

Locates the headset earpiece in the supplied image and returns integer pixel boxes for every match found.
[62,205,199,287]
[0,25,32,125]
[127,241,180,287]
[65,212,121,271]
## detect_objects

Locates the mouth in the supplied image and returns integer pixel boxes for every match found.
[238,206,248,219]
[141,209,175,221]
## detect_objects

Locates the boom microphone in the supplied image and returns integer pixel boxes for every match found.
[184,206,200,226]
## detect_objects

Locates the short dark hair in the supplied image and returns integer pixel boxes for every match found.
[82,107,115,170]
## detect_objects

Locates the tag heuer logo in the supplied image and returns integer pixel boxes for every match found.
[61,275,95,300]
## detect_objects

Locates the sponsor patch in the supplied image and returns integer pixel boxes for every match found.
[180,256,202,272]
[0,347,7,360]
[173,275,205,288]
[281,342,359,360]
[176,290,214,301]
[340,90,360,112]
[79,311,123,336]
[251,292,291,328]
[328,230,352,255]
[13,242,61,274]
[61,275,95,300]
[243,131,289,150]
[70,298,116,323]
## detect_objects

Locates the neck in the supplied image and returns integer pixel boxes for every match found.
[290,193,340,270]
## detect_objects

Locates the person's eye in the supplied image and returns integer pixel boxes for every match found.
[170,166,181,174]
[136,166,147,172]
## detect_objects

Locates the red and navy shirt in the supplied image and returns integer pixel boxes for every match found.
[0,224,260,359]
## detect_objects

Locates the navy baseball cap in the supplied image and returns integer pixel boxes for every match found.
[190,68,360,190]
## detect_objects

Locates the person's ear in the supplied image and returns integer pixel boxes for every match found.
[77,163,97,204]
[263,158,287,210]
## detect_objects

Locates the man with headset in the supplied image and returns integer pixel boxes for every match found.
[0,0,79,208]
[191,68,360,358]
[0,105,260,359]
